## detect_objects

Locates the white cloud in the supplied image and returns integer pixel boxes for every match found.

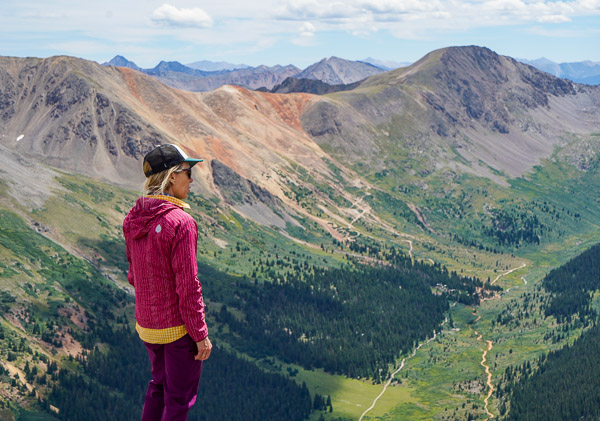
[528,25,584,37]
[578,0,600,8]
[151,4,213,28]
[281,0,366,20]
[537,14,571,23]
[360,0,441,14]
[3,0,600,66]
[299,21,316,36]
[276,0,600,29]
[279,0,442,20]
[292,21,317,45]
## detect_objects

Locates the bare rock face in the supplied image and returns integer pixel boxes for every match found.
[270,77,360,95]
[0,56,172,185]
[0,69,17,122]
[45,73,93,118]
[427,46,577,134]
[212,158,257,204]
[211,159,298,228]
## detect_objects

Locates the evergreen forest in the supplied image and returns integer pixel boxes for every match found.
[503,325,600,421]
[46,324,313,421]
[497,242,600,420]
[542,242,600,321]
[215,251,487,379]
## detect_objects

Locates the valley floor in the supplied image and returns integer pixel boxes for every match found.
[296,254,592,421]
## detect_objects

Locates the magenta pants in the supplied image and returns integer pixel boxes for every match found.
[142,334,203,421]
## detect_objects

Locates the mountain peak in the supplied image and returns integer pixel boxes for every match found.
[103,55,141,71]
[146,60,206,77]
[297,56,386,85]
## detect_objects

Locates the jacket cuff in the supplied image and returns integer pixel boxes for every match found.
[188,324,208,342]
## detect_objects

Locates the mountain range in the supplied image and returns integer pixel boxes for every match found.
[2,45,600,420]
[9,46,599,210]
[185,60,251,72]
[103,55,388,92]
[519,57,600,85]
[103,54,600,99]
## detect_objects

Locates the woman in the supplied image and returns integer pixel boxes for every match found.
[123,144,212,421]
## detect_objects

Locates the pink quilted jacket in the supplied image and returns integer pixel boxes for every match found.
[123,197,208,342]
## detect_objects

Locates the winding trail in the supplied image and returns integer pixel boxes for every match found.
[359,329,441,421]
[2,361,33,393]
[491,263,527,284]
[471,309,494,419]
[472,264,525,419]
[481,340,494,419]
[348,196,368,230]
[358,360,406,421]
[404,239,414,260]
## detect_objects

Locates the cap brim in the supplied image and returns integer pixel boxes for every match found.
[185,158,204,168]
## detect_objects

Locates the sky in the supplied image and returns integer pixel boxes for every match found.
[1,0,599,69]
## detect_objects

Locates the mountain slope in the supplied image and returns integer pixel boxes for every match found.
[269,77,360,94]
[145,60,216,77]
[0,55,383,245]
[102,55,386,92]
[3,47,600,243]
[303,46,600,180]
[102,55,300,91]
[0,56,317,188]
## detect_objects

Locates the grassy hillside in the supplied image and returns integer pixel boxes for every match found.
[3,142,600,420]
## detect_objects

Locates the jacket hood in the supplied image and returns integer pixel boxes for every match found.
[123,197,180,240]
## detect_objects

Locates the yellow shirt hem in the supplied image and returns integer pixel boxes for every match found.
[136,322,188,344]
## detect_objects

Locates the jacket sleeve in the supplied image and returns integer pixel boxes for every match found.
[123,217,135,287]
[125,239,134,286]
[170,215,208,342]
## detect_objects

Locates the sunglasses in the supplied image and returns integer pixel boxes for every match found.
[174,168,192,179]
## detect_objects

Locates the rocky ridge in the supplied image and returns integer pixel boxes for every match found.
[303,46,600,179]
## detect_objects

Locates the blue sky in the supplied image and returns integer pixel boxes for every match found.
[1,0,599,69]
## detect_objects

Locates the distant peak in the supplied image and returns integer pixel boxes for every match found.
[103,55,141,70]
[443,45,495,56]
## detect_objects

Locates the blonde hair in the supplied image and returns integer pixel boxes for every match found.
[143,163,185,196]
